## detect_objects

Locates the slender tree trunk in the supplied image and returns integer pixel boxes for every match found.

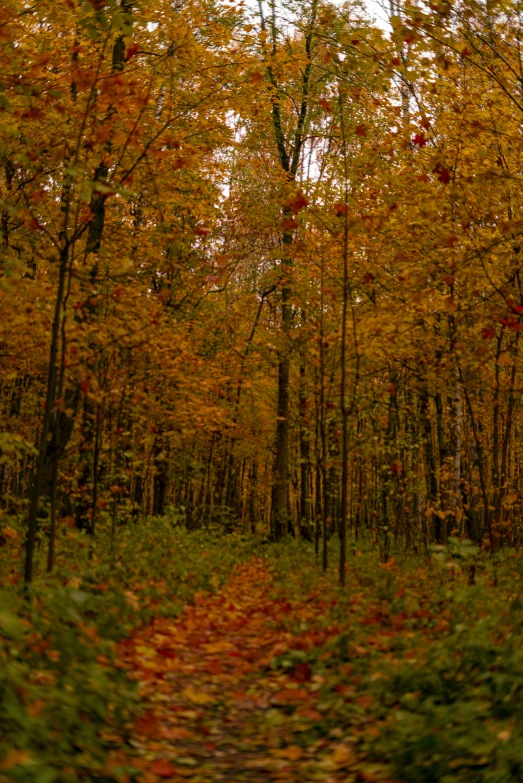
[453,364,463,532]
[496,336,519,542]
[25,244,70,586]
[153,435,169,517]
[336,72,359,584]
[74,0,134,531]
[46,450,59,573]
[419,387,440,543]
[298,328,311,538]
[458,365,498,552]
[258,0,317,539]
[272,315,291,537]
[434,390,448,542]
[1,158,14,256]
[318,254,328,570]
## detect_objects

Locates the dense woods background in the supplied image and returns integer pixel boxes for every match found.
[5,4,523,782]
[2,0,523,579]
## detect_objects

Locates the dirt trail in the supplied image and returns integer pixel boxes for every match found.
[119,559,388,783]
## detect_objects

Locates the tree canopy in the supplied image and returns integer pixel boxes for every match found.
[2,0,523,574]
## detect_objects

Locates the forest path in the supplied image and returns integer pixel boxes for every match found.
[119,557,388,783]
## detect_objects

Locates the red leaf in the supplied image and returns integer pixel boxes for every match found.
[291,662,312,682]
[247,70,264,84]
[285,191,309,214]
[157,647,176,659]
[434,164,451,183]
[274,688,309,704]
[320,98,332,112]
[125,43,140,61]
[150,759,176,777]
[355,124,367,137]
[413,132,427,147]
[281,217,298,230]
[134,711,161,737]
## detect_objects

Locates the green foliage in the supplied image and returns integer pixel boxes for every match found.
[0,591,137,783]
[0,432,37,466]
[258,541,523,782]
[430,537,481,566]
[369,597,523,782]
[0,520,250,782]
[3,527,523,782]
[106,520,251,615]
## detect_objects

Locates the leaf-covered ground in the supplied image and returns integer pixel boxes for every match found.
[116,548,523,783]
[2,523,523,783]
[119,557,390,783]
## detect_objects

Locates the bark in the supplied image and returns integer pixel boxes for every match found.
[298,344,312,538]
[25,244,70,586]
[458,365,498,552]
[453,366,463,532]
[434,390,448,542]
[495,337,519,543]
[153,437,169,517]
[419,387,441,543]
[258,0,317,539]
[1,158,14,255]
[75,6,134,529]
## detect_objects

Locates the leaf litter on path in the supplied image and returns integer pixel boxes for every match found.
[119,558,393,783]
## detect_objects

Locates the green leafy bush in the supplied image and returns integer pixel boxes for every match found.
[370,597,523,782]
[0,589,137,783]
[0,520,252,782]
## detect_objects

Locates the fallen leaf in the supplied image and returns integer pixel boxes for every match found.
[150,758,177,777]
[204,640,233,654]
[134,711,161,737]
[331,743,356,766]
[0,750,33,769]
[273,745,304,761]
[161,726,193,740]
[182,685,215,705]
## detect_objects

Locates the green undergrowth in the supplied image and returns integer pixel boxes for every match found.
[370,601,523,782]
[262,538,523,783]
[0,519,253,783]
[3,524,523,783]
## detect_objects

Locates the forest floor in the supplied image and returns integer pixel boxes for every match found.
[118,557,391,783]
[2,523,523,783]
